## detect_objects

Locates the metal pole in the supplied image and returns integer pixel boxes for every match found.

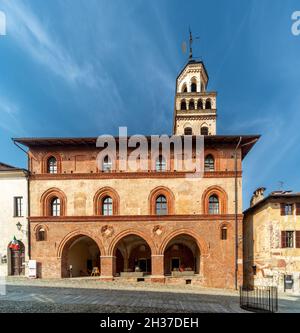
[234,137,242,290]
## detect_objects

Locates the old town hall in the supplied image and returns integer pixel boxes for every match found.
[13,52,259,289]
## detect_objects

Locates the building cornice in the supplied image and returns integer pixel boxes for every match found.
[29,214,244,223]
[29,171,242,180]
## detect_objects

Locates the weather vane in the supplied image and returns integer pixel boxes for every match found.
[182,27,200,60]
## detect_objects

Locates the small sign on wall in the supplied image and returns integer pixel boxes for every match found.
[28,260,37,278]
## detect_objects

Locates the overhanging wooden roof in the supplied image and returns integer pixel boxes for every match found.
[13,135,260,160]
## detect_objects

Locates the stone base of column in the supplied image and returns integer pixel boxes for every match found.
[150,275,165,283]
[99,276,114,282]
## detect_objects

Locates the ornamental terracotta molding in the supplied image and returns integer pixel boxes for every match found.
[40,187,67,216]
[29,213,243,223]
[153,225,164,237]
[34,224,49,241]
[93,187,120,215]
[101,225,114,238]
[158,228,209,256]
[29,170,241,180]
[57,229,106,258]
[148,186,175,215]
[107,229,157,256]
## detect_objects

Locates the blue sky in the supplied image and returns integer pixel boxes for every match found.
[0,0,300,208]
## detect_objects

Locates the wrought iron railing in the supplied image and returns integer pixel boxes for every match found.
[240,286,278,313]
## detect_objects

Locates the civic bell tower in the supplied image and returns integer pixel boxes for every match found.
[173,35,217,136]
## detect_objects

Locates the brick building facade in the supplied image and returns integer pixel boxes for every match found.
[14,59,259,289]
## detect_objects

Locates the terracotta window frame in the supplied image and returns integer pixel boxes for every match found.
[40,188,67,216]
[94,187,120,215]
[149,186,175,215]
[36,225,48,241]
[42,153,62,174]
[202,186,227,215]
[204,150,219,171]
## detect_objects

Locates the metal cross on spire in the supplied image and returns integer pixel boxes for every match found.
[188,27,199,60]
[181,28,200,60]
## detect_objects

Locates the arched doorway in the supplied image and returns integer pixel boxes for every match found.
[61,235,101,278]
[8,240,25,276]
[113,235,152,277]
[163,234,201,276]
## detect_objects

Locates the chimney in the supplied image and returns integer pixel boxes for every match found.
[250,187,266,207]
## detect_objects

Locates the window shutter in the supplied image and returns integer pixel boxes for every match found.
[296,203,300,215]
[281,231,286,248]
[280,204,286,216]
[296,231,300,248]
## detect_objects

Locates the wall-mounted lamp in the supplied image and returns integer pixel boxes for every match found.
[16,222,22,231]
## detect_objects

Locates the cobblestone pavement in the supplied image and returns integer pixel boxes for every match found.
[0,277,298,313]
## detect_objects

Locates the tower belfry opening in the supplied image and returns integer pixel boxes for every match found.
[173,32,217,136]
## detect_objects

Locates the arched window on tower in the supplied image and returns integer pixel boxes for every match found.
[188,100,195,110]
[184,127,193,135]
[205,99,212,109]
[209,195,219,214]
[191,82,197,92]
[102,196,113,216]
[47,156,57,174]
[204,154,215,171]
[181,84,187,93]
[180,100,187,110]
[197,99,203,110]
[201,126,209,136]
[51,197,61,216]
[155,195,167,215]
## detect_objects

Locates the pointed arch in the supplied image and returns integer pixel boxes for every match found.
[57,230,106,258]
[93,187,120,215]
[188,99,195,110]
[202,186,228,214]
[181,83,187,93]
[40,187,67,216]
[108,229,157,256]
[42,152,62,174]
[159,229,209,256]
[149,186,175,215]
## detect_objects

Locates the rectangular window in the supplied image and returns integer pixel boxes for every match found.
[14,197,23,217]
[281,203,293,216]
[282,231,294,248]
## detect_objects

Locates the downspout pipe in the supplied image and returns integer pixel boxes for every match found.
[234,137,260,290]
[234,137,242,290]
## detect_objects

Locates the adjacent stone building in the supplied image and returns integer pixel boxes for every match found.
[0,162,29,277]
[13,59,259,289]
[243,188,300,294]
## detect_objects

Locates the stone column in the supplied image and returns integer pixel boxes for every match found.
[151,254,165,283]
[100,256,114,281]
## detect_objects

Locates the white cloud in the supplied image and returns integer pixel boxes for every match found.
[0,94,27,136]
[2,0,97,87]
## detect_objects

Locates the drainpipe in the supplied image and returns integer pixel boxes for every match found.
[234,137,260,290]
[234,137,242,290]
